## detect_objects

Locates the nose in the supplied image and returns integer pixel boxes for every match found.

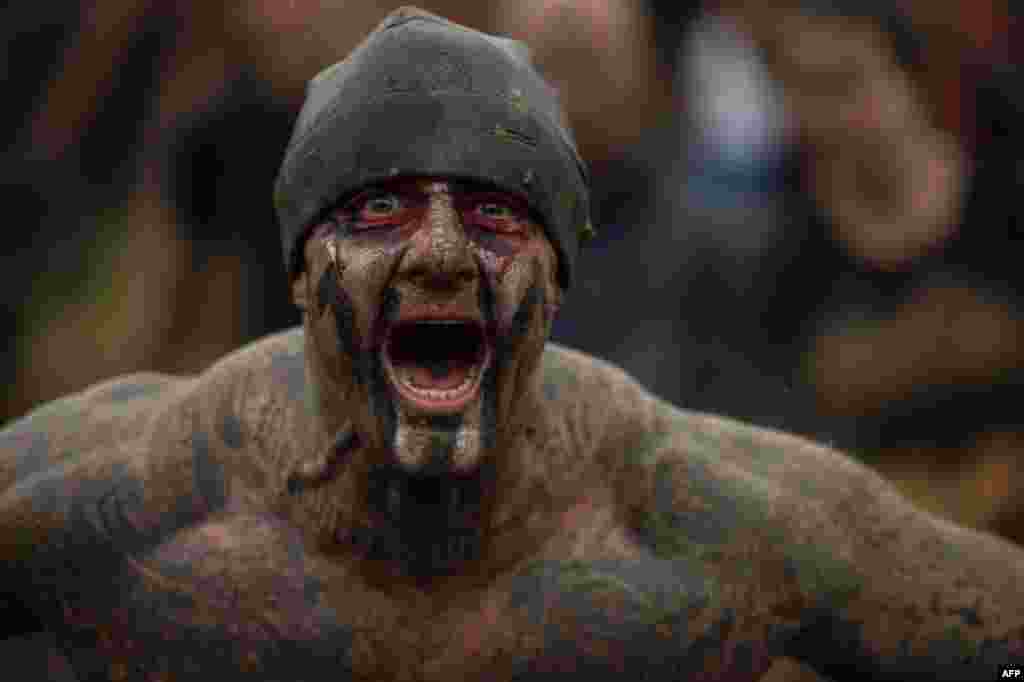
[398,190,477,290]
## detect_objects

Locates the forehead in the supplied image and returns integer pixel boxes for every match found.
[351,175,529,200]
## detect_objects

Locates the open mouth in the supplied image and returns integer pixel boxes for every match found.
[382,320,490,413]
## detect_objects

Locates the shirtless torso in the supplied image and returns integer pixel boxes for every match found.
[2,330,1022,681]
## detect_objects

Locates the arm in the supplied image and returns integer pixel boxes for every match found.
[784,445,1024,681]
[659,408,1023,681]
[0,375,229,632]
[586,360,1022,681]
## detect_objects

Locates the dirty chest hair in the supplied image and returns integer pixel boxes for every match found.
[273,6,592,290]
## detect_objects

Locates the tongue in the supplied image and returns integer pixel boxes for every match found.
[407,357,471,390]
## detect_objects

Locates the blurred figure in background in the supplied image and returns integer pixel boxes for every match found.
[735,0,1024,541]
[548,0,819,436]
[4,1,295,421]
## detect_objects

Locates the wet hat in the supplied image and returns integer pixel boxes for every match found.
[274,6,591,290]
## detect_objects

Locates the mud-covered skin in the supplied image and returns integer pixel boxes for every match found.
[1,334,1022,680]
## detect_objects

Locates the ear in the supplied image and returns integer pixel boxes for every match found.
[291,270,310,312]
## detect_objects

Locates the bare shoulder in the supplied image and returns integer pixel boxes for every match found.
[0,326,308,489]
[0,329,313,571]
[0,371,194,493]
[540,342,646,399]
[186,327,328,500]
[538,343,657,453]
[194,326,317,427]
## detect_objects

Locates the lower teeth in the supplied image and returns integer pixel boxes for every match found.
[398,363,478,400]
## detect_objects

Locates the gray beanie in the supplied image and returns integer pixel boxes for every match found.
[274,6,591,290]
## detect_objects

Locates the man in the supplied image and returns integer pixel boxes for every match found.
[0,7,1021,681]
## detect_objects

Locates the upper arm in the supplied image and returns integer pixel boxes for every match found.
[695,412,1024,680]
[786,459,1024,681]
[0,373,181,495]
[601,393,1023,681]
[662,409,1024,680]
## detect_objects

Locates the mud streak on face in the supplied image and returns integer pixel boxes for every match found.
[475,269,500,453]
[466,225,518,258]
[507,282,541,348]
[368,287,402,448]
[316,268,360,367]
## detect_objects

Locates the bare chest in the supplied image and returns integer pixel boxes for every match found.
[50,505,771,681]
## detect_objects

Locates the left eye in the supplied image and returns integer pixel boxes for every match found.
[476,203,516,219]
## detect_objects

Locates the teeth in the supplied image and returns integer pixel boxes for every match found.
[395,361,480,399]
[383,341,490,407]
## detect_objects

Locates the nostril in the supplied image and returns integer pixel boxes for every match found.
[403,247,477,288]
[410,264,476,289]
[453,261,477,281]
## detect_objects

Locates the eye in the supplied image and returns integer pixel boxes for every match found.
[476,202,516,220]
[343,191,413,228]
[362,194,402,216]
[464,195,528,235]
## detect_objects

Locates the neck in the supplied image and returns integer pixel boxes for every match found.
[347,459,496,578]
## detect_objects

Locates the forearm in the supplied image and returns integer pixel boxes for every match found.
[792,481,1024,681]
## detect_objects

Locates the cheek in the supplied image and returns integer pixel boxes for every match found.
[301,248,355,374]
[481,239,558,338]
[330,240,405,349]
[468,229,520,273]
[314,266,361,359]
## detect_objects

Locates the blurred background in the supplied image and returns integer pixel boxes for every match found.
[3,0,1022,556]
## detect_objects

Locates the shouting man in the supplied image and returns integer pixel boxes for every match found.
[1,7,1021,681]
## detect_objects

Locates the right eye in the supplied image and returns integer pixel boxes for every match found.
[362,194,402,217]
[343,191,411,229]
